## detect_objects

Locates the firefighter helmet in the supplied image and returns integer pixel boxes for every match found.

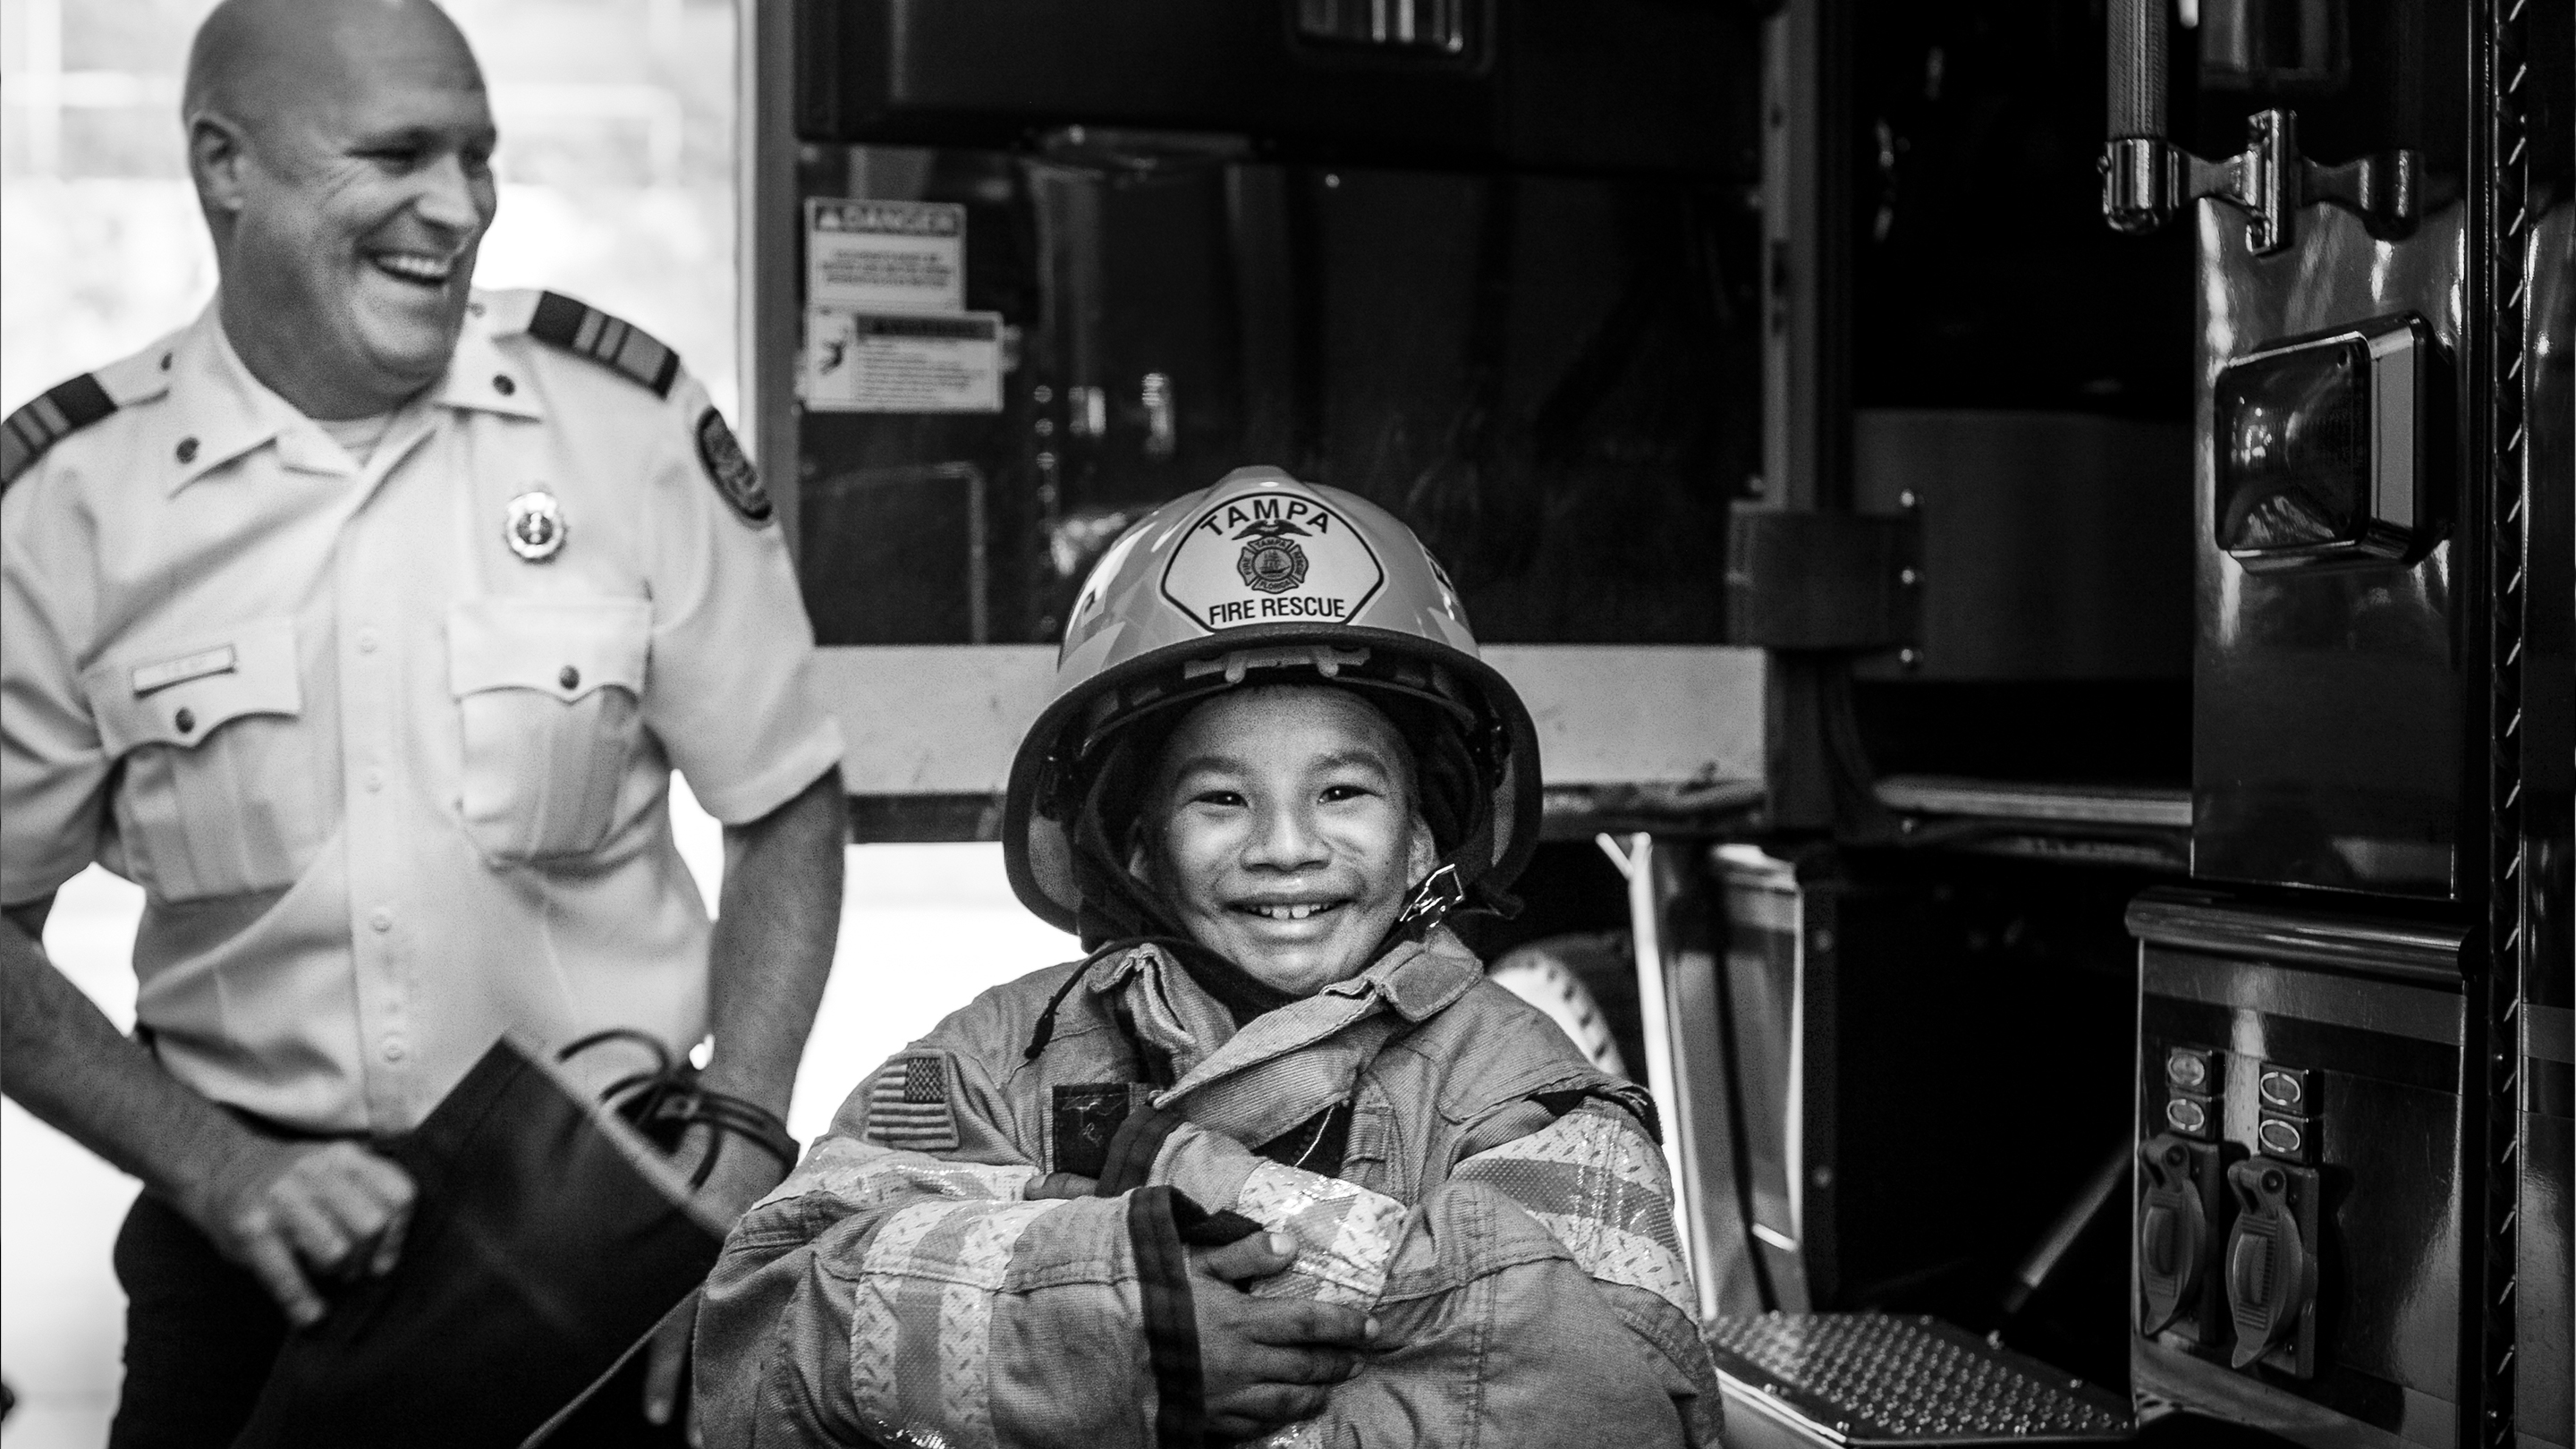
[1004,466,1543,940]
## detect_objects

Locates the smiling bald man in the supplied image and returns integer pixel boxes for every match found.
[0,2,847,1444]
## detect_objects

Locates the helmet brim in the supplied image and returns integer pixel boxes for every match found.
[1003,621,1543,936]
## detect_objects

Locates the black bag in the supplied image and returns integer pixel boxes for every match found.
[227,1033,759,1448]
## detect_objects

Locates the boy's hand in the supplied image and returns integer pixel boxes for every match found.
[1191,1233,1376,1442]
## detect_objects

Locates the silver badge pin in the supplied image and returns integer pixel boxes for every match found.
[504,490,566,563]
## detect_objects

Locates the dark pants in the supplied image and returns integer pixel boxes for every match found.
[106,1193,691,1448]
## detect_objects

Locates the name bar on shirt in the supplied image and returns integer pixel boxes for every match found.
[131,645,237,696]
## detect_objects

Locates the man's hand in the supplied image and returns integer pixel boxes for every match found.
[183,1138,416,1329]
[1192,1232,1377,1444]
[4,903,412,1331]
[641,1125,794,1435]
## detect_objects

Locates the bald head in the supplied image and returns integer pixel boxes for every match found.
[182,0,497,420]
[185,0,482,140]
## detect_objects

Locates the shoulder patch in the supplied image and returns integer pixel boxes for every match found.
[692,407,772,525]
[525,291,680,397]
[864,1052,961,1152]
[3,374,118,492]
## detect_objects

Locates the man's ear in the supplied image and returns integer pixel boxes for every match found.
[1126,832,1156,888]
[1405,813,1437,884]
[188,113,253,221]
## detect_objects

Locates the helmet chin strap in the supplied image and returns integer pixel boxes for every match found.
[1390,862,1467,943]
[1380,798,1516,951]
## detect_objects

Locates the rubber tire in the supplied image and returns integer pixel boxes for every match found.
[1488,936,1636,1080]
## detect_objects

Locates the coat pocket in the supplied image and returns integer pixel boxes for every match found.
[448,597,651,864]
[84,616,318,902]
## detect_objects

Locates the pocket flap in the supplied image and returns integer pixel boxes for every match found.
[86,617,302,755]
[448,597,651,702]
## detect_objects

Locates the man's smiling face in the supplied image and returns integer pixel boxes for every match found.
[208,3,496,416]
[1133,684,1436,997]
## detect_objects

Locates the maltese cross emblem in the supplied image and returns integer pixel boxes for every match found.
[1234,517,1310,594]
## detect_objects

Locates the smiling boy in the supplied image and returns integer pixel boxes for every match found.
[696,470,1722,1448]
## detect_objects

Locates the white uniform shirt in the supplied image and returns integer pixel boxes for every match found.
[2,292,845,1134]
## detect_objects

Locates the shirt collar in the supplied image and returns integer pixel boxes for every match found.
[428,301,546,422]
[161,307,308,496]
[162,299,542,496]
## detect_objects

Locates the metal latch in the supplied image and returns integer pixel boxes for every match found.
[2097,0,2417,253]
[2102,109,2417,254]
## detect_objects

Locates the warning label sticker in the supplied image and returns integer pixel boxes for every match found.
[801,309,1004,413]
[806,199,966,315]
[1160,491,1386,632]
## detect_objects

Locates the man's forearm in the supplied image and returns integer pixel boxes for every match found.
[699,770,845,1116]
[0,902,263,1213]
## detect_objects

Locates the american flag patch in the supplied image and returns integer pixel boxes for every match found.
[864,1052,959,1151]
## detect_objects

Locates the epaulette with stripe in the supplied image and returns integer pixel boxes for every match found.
[2,374,118,493]
[525,292,680,398]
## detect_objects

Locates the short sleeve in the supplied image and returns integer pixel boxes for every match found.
[636,377,844,825]
[2,482,110,904]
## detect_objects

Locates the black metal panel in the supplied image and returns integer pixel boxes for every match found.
[2130,896,2473,1448]
[1848,411,2193,682]
[2189,200,2470,900]
[1713,848,2155,1348]
[2123,888,2469,985]
[2520,1080,2573,1449]
[790,148,1762,647]
[2515,191,2576,1449]
[792,0,1761,177]
[1852,0,2196,419]
[1723,512,1920,651]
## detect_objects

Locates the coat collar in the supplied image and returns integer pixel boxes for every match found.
[1095,929,1487,1141]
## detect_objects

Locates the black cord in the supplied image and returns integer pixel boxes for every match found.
[558,1030,798,1185]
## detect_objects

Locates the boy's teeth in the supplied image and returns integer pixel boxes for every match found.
[1258,903,1320,920]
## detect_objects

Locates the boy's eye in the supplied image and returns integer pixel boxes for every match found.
[1191,790,1246,809]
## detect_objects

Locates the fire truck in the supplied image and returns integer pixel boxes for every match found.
[741,3,2571,1445]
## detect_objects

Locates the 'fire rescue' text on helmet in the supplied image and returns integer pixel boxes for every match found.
[1003,466,1543,939]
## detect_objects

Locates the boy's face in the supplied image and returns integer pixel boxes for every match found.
[1132,685,1436,997]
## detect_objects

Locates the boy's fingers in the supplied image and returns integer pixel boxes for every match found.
[1192,1231,1298,1282]
[1240,1298,1374,1348]
[1209,1382,1331,1437]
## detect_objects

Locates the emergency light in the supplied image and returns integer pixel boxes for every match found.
[2212,311,2434,572]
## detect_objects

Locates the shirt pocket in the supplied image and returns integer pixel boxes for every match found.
[83,616,318,902]
[447,597,651,864]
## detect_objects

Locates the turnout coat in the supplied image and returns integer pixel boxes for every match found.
[695,928,1723,1448]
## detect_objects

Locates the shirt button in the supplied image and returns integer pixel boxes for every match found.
[558,665,580,691]
[382,1036,408,1063]
[173,708,196,734]
[364,768,385,792]
[369,908,394,933]
[492,374,516,396]
[357,629,380,654]
[174,436,199,464]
